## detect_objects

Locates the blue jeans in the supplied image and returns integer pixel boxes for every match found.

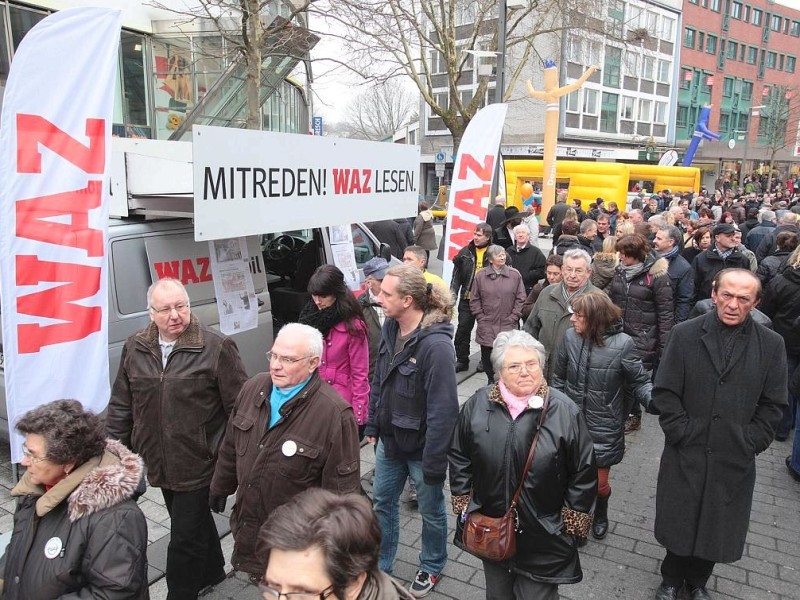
[372,441,448,575]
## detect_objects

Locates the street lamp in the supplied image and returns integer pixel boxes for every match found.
[733,105,765,179]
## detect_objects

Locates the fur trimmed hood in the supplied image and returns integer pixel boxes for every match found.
[12,439,145,522]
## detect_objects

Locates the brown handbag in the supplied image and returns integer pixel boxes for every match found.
[461,392,550,562]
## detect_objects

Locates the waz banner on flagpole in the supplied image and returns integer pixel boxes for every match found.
[441,104,508,287]
[0,7,121,462]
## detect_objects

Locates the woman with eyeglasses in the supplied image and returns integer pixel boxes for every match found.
[257,488,414,600]
[550,291,652,542]
[0,400,149,599]
[299,265,370,434]
[449,330,596,600]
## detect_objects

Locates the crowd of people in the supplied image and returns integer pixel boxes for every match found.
[2,179,798,600]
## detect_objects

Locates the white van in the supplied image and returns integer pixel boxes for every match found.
[0,217,392,440]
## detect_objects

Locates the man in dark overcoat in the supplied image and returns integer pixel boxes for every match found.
[651,268,787,600]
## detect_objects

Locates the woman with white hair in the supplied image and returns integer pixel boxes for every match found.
[449,330,596,600]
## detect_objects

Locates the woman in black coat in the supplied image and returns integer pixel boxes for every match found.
[449,330,596,600]
[0,400,149,600]
[551,291,652,540]
[609,234,674,432]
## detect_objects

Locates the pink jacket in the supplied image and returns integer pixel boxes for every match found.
[319,319,370,425]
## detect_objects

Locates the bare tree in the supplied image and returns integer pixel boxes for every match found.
[757,85,800,191]
[314,0,612,153]
[148,0,315,130]
[345,81,416,140]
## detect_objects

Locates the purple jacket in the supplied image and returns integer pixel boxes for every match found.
[319,319,370,425]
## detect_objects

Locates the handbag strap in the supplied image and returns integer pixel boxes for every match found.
[508,390,550,509]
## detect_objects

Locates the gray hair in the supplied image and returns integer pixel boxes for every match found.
[760,210,775,223]
[562,248,592,269]
[147,278,190,309]
[780,212,798,226]
[485,244,507,262]
[277,323,324,359]
[579,219,596,234]
[491,330,547,374]
[659,225,683,248]
[512,224,530,237]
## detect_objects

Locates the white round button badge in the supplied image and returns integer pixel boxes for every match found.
[44,536,62,559]
[282,440,298,457]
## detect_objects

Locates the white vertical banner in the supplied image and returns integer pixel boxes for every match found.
[441,104,508,286]
[0,8,121,462]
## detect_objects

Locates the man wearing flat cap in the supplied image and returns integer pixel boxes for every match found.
[690,222,749,307]
[360,257,390,382]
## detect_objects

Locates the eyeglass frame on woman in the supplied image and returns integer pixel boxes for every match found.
[258,580,334,600]
[266,351,313,366]
[149,302,190,315]
[503,360,540,374]
[22,445,49,465]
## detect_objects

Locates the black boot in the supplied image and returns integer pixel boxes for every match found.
[592,495,609,539]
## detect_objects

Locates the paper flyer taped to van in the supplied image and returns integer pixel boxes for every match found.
[330,242,360,291]
[208,237,258,335]
[192,126,419,241]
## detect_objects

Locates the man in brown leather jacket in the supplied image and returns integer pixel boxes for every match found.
[209,322,361,578]
[107,277,248,600]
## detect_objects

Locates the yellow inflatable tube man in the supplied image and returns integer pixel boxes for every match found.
[526,60,597,218]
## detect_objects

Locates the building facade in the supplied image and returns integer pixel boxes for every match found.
[679,0,800,184]
[0,1,312,141]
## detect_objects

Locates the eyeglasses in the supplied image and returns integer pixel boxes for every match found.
[258,581,334,600]
[22,445,48,465]
[266,351,312,366]
[504,361,540,374]
[150,303,190,315]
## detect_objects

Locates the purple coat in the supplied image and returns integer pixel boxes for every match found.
[319,319,370,425]
[469,266,526,346]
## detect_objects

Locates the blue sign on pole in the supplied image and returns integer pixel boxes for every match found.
[312,116,323,136]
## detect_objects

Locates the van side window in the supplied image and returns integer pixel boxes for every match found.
[351,224,377,267]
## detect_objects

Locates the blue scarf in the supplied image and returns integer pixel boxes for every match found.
[269,376,312,428]
[659,245,680,259]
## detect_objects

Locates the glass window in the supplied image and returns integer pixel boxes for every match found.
[681,68,693,89]
[566,90,579,112]
[747,46,757,64]
[784,18,791,34]
[600,92,618,133]
[726,41,738,60]
[752,9,762,25]
[738,113,750,133]
[740,80,753,100]
[787,56,796,73]
[568,37,583,63]
[646,11,658,32]
[638,99,652,122]
[603,46,622,88]
[120,32,150,131]
[621,96,635,120]
[9,5,47,50]
[719,113,730,132]
[628,5,642,28]
[623,51,638,77]
[657,60,671,83]
[607,0,625,37]
[654,102,666,124]
[684,27,696,48]
[583,88,598,115]
[792,21,800,37]
[740,44,746,61]
[661,16,675,41]
[706,35,717,54]
[723,77,734,97]
[710,0,721,12]
[677,105,688,128]
[771,14,781,31]
[778,54,784,70]
[698,32,705,50]
[642,56,655,80]
[731,2,742,19]
[744,5,751,22]
[767,51,777,68]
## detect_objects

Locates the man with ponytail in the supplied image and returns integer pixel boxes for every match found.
[365,264,459,598]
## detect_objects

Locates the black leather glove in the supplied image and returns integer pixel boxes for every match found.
[209,494,227,513]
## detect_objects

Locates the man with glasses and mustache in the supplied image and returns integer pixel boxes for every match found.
[107,277,248,600]
[209,322,361,583]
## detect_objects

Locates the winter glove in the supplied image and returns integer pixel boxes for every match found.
[209,494,227,513]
